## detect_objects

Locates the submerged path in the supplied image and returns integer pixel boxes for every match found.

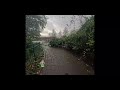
[41,45,94,75]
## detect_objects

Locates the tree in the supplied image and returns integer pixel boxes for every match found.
[58,30,62,38]
[26,15,47,41]
[63,27,68,36]
[51,29,56,37]
[26,15,47,75]
[26,15,47,59]
[48,33,52,37]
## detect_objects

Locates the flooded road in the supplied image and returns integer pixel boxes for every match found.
[41,45,94,75]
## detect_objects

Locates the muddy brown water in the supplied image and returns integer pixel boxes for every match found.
[41,45,94,75]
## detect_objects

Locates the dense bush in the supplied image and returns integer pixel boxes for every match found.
[26,42,44,74]
[49,38,64,47]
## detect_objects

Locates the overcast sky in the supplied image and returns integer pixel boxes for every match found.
[40,15,92,37]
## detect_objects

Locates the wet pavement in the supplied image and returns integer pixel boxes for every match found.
[41,45,94,75]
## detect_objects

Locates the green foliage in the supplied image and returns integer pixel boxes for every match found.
[25,15,47,75]
[49,16,95,59]
[26,42,44,75]
[26,15,47,41]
